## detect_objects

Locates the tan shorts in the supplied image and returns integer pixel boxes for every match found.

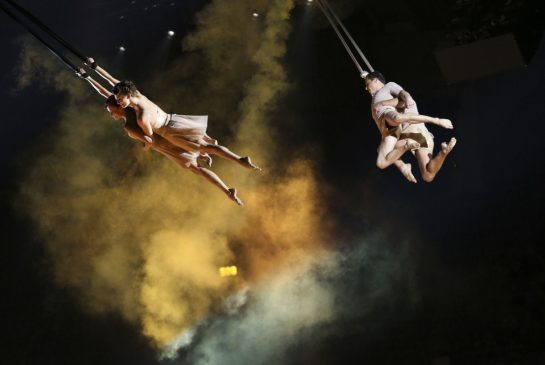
[400,124,434,151]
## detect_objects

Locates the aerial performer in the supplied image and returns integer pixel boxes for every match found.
[363,71,457,183]
[79,60,259,206]
[314,0,458,183]
[0,0,260,205]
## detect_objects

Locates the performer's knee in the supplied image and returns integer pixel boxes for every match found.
[376,158,388,170]
[188,164,201,174]
[392,113,405,124]
[199,143,216,154]
[422,172,435,182]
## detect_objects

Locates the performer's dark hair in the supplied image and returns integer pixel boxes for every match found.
[104,95,119,109]
[366,71,386,84]
[112,80,138,96]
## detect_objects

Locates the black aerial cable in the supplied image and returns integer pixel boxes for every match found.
[0,1,83,75]
[2,0,93,68]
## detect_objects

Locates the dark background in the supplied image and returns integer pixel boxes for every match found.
[1,0,544,364]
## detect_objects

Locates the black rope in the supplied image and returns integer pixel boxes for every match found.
[3,0,89,63]
[0,1,84,76]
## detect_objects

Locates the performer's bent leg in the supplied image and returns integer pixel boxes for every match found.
[383,111,453,129]
[203,134,218,145]
[198,143,261,171]
[415,137,457,182]
[393,159,417,183]
[376,135,419,169]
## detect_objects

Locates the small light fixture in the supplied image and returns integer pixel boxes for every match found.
[252,12,259,18]
[119,46,126,52]
[167,30,175,37]
[219,266,238,277]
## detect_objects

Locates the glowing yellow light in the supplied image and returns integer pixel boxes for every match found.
[219,266,238,277]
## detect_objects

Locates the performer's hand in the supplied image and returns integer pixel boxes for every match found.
[76,67,88,79]
[85,57,97,69]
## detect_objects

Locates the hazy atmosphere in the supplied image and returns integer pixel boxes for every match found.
[1,0,544,364]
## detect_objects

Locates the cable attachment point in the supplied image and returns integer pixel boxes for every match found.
[76,68,89,79]
[85,57,97,69]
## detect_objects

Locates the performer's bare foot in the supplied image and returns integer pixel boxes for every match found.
[440,137,457,155]
[400,163,417,183]
[240,156,261,171]
[228,188,244,206]
[435,118,453,129]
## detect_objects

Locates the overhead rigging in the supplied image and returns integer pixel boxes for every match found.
[0,0,96,76]
[314,0,374,77]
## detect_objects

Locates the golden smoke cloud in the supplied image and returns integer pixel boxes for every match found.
[16,0,331,348]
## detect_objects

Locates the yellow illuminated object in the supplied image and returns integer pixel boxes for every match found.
[219,266,238,277]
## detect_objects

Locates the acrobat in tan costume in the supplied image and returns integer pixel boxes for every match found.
[363,71,457,183]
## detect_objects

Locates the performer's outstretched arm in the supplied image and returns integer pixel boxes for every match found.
[78,67,111,98]
[86,57,121,87]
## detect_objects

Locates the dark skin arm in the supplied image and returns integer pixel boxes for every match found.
[397,90,416,109]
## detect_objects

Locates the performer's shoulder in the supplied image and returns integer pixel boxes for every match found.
[385,81,403,88]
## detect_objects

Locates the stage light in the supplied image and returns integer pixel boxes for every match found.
[167,30,175,37]
[219,266,238,277]
[119,46,126,52]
